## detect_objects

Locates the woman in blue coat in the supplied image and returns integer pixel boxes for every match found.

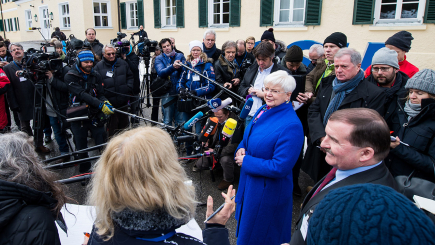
[234,70,304,245]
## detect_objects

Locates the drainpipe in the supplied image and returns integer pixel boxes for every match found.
[0,1,6,39]
[117,0,121,33]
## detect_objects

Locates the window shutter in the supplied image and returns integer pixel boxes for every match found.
[137,0,144,26]
[0,20,3,32]
[198,0,208,27]
[14,17,17,31]
[176,0,184,28]
[353,0,374,24]
[260,0,273,27]
[16,17,19,30]
[153,0,161,28]
[229,0,241,27]
[120,2,126,29]
[305,0,322,25]
[424,0,435,23]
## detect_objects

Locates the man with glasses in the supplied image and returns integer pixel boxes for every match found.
[94,44,134,137]
[364,47,409,133]
[4,43,50,153]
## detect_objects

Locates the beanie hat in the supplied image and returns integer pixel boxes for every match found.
[405,69,435,95]
[189,40,203,52]
[371,47,399,69]
[385,31,413,52]
[261,28,275,43]
[78,50,94,62]
[284,45,303,63]
[323,32,347,48]
[307,184,435,245]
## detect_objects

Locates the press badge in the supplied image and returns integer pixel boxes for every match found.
[19,77,26,82]
[106,71,113,77]
[192,74,200,81]
[301,214,309,241]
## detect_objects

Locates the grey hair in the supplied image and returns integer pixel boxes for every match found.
[203,29,216,40]
[222,40,237,53]
[309,44,324,56]
[102,44,116,54]
[334,48,362,66]
[8,43,23,52]
[263,70,296,93]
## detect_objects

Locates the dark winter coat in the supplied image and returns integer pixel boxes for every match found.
[155,52,186,95]
[280,59,308,76]
[51,30,67,40]
[302,75,386,182]
[365,71,409,133]
[64,65,107,110]
[386,98,435,182]
[274,40,287,64]
[87,39,104,58]
[0,179,65,245]
[125,52,141,94]
[214,55,240,100]
[0,53,13,62]
[235,51,255,80]
[94,57,134,108]
[4,61,35,121]
[48,66,71,117]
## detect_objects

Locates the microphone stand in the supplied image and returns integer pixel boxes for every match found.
[56,174,93,184]
[44,155,100,169]
[44,143,107,163]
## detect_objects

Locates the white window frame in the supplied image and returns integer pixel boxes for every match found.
[373,0,427,25]
[25,9,33,31]
[161,0,177,28]
[93,0,112,28]
[127,1,138,29]
[58,2,71,30]
[208,0,229,28]
[273,0,306,26]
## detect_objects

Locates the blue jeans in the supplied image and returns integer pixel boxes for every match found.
[161,94,184,126]
[48,116,69,154]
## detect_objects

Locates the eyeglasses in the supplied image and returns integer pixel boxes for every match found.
[372,67,392,73]
[11,48,22,52]
[262,87,286,95]
[106,53,116,56]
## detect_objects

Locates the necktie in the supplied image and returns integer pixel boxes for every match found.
[310,167,337,199]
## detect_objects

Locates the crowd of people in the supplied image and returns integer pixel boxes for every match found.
[0,25,435,245]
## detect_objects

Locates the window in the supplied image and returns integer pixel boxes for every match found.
[128,2,138,28]
[25,10,33,30]
[274,0,306,25]
[59,3,71,28]
[374,0,427,24]
[208,0,230,27]
[93,1,111,27]
[161,0,176,27]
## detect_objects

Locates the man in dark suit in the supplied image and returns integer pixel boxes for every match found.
[290,108,398,245]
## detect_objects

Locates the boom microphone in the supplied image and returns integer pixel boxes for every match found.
[239,98,254,120]
[199,117,219,143]
[212,98,232,113]
[184,111,204,130]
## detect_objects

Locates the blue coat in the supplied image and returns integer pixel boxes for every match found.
[235,102,304,245]
[177,59,215,98]
[155,52,186,95]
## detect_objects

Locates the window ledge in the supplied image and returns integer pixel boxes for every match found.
[60,28,71,31]
[161,27,178,32]
[94,27,114,29]
[369,24,426,31]
[273,26,308,31]
[208,24,230,30]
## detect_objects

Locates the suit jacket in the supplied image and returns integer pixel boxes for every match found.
[290,162,398,245]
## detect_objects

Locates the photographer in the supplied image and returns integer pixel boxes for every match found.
[155,38,186,127]
[4,43,50,153]
[95,44,134,137]
[133,25,148,40]
[64,50,113,173]
[51,27,67,41]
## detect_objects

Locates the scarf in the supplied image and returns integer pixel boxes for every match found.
[203,43,217,58]
[382,71,404,99]
[75,64,91,80]
[190,57,202,68]
[167,49,176,57]
[323,70,365,126]
[404,100,421,121]
[220,55,238,78]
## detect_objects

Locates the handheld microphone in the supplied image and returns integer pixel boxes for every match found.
[183,111,204,130]
[212,98,232,113]
[217,118,238,153]
[207,98,222,110]
[199,117,219,143]
[239,98,254,120]
[176,134,198,143]
[30,27,41,30]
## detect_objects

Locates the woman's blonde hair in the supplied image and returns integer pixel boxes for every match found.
[186,52,207,62]
[87,127,196,240]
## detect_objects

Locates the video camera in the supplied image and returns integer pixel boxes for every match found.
[19,48,63,80]
[65,34,85,66]
[137,37,158,58]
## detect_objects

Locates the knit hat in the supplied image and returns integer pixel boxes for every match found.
[261,28,275,43]
[371,47,399,69]
[385,31,413,52]
[405,69,435,95]
[307,184,435,245]
[189,40,203,52]
[323,32,347,48]
[284,45,303,63]
[78,50,94,62]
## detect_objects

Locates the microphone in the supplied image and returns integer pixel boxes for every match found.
[239,98,254,120]
[207,98,222,110]
[217,118,238,155]
[183,152,216,158]
[199,117,219,143]
[212,98,232,113]
[176,134,198,143]
[30,27,41,30]
[183,111,204,130]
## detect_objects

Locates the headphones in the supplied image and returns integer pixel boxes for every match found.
[75,49,94,68]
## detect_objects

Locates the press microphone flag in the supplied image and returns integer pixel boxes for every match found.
[184,111,204,130]
[199,117,219,143]
[212,98,232,113]
[239,98,254,120]
[207,98,222,110]
[222,118,237,138]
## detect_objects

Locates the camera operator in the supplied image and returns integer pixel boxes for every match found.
[4,43,50,153]
[133,25,148,40]
[119,38,140,126]
[84,28,104,59]
[51,27,67,41]
[94,44,134,137]
[64,49,113,173]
